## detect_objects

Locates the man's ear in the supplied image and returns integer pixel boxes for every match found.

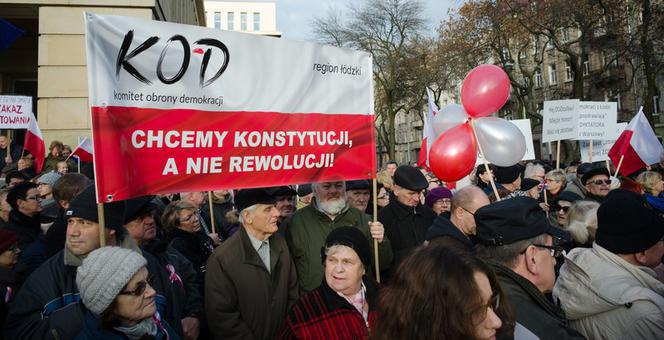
[634,251,649,266]
[524,246,540,275]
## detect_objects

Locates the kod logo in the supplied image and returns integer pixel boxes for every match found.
[115,30,230,88]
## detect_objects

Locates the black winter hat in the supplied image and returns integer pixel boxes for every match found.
[346,180,371,191]
[520,178,540,191]
[393,166,428,191]
[123,196,157,224]
[475,197,567,246]
[234,188,278,212]
[596,189,664,254]
[581,167,611,185]
[297,184,312,196]
[576,162,595,176]
[552,191,583,204]
[321,226,372,270]
[66,184,125,233]
[268,186,297,197]
[494,165,521,184]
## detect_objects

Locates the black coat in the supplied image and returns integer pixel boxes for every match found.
[425,215,474,251]
[168,228,214,288]
[43,208,67,258]
[5,210,41,251]
[1,263,25,340]
[378,196,436,277]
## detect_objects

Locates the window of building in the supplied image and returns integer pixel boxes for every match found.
[214,12,221,29]
[549,64,557,85]
[227,12,234,30]
[241,12,247,31]
[533,36,540,56]
[583,55,590,75]
[253,12,260,31]
[565,60,572,81]
[535,68,543,88]
[654,95,661,114]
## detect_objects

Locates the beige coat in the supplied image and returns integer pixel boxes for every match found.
[553,243,664,340]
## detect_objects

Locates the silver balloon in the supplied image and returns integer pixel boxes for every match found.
[474,117,526,166]
[432,104,468,137]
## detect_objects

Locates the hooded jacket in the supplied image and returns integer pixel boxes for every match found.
[553,243,664,339]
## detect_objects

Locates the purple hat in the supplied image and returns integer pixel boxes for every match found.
[425,187,453,208]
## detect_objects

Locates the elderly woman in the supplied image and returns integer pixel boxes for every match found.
[544,169,567,198]
[425,187,453,217]
[372,245,510,340]
[76,247,179,339]
[636,171,664,213]
[163,200,215,289]
[277,227,379,339]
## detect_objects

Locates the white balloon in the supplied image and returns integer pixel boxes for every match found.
[474,117,526,166]
[432,104,468,137]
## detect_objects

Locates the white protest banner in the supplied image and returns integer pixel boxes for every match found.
[0,95,32,129]
[475,118,534,164]
[85,13,374,202]
[580,122,628,163]
[542,99,578,143]
[577,101,617,140]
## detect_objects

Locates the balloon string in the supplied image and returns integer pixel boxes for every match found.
[470,119,501,201]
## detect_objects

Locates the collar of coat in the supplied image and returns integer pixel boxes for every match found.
[319,275,380,312]
[238,227,283,273]
[487,260,567,320]
[386,192,423,218]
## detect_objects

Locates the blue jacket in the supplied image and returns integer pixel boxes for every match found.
[76,310,181,340]
[645,193,664,213]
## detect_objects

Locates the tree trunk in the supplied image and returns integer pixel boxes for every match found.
[640,0,657,125]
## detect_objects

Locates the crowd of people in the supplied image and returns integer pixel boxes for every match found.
[1,134,664,340]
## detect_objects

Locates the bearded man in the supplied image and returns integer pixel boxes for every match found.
[281,181,393,292]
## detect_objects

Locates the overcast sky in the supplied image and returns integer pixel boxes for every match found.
[214,0,463,42]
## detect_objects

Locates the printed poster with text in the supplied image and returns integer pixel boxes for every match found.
[84,13,375,202]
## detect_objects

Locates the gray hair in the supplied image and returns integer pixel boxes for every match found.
[524,163,545,179]
[476,234,548,269]
[545,169,567,186]
[238,204,258,225]
[324,244,365,271]
[565,200,599,245]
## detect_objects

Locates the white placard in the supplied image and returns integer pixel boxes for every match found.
[0,95,32,129]
[542,100,579,143]
[476,118,534,164]
[577,101,617,140]
[579,122,628,162]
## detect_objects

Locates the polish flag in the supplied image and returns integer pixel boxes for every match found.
[71,137,94,163]
[417,87,438,169]
[23,112,45,173]
[608,107,664,176]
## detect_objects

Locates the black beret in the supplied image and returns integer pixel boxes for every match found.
[123,195,157,224]
[552,191,582,204]
[268,185,297,197]
[597,189,664,254]
[346,180,370,191]
[520,178,540,191]
[475,197,566,246]
[576,162,595,176]
[393,165,428,191]
[321,226,371,270]
[235,188,278,212]
[494,165,521,184]
[66,184,125,233]
[581,167,610,185]
[297,183,312,196]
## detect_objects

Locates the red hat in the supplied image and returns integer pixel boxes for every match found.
[0,229,18,253]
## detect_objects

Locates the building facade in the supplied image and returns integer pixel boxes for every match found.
[204,1,281,37]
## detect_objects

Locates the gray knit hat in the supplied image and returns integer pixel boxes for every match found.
[76,246,147,315]
[37,171,62,187]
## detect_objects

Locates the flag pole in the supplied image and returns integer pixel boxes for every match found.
[614,155,625,177]
[470,119,500,201]
[207,191,216,234]
[605,159,610,173]
[372,178,380,283]
[97,202,106,247]
[543,189,549,218]
[7,130,11,161]
[556,140,561,169]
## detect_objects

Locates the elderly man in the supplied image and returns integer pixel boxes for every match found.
[564,162,594,199]
[379,166,436,274]
[553,190,664,339]
[475,197,585,340]
[581,167,611,202]
[283,181,392,292]
[525,163,546,182]
[4,185,177,339]
[206,188,298,340]
[345,179,371,212]
[425,186,490,251]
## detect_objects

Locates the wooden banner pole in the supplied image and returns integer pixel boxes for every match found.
[556,140,561,169]
[543,189,549,218]
[470,120,500,201]
[614,155,625,177]
[97,203,106,247]
[372,178,380,283]
[207,191,216,234]
[588,141,593,163]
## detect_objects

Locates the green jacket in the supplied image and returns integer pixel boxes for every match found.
[282,199,393,292]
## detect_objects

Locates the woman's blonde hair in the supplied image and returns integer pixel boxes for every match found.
[636,171,662,195]
[565,200,599,245]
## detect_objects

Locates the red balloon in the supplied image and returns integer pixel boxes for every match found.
[461,64,510,118]
[429,123,478,182]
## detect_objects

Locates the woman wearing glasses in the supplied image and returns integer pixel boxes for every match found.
[76,247,179,339]
[372,245,510,340]
[162,200,215,290]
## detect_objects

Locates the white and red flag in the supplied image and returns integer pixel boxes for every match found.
[71,137,94,163]
[23,112,45,173]
[417,87,438,169]
[608,107,664,176]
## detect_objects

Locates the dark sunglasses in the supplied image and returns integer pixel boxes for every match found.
[119,275,152,296]
[553,205,570,213]
[590,179,611,186]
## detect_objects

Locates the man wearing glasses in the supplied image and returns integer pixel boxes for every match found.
[4,182,42,250]
[581,167,612,202]
[553,189,664,339]
[475,197,584,340]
